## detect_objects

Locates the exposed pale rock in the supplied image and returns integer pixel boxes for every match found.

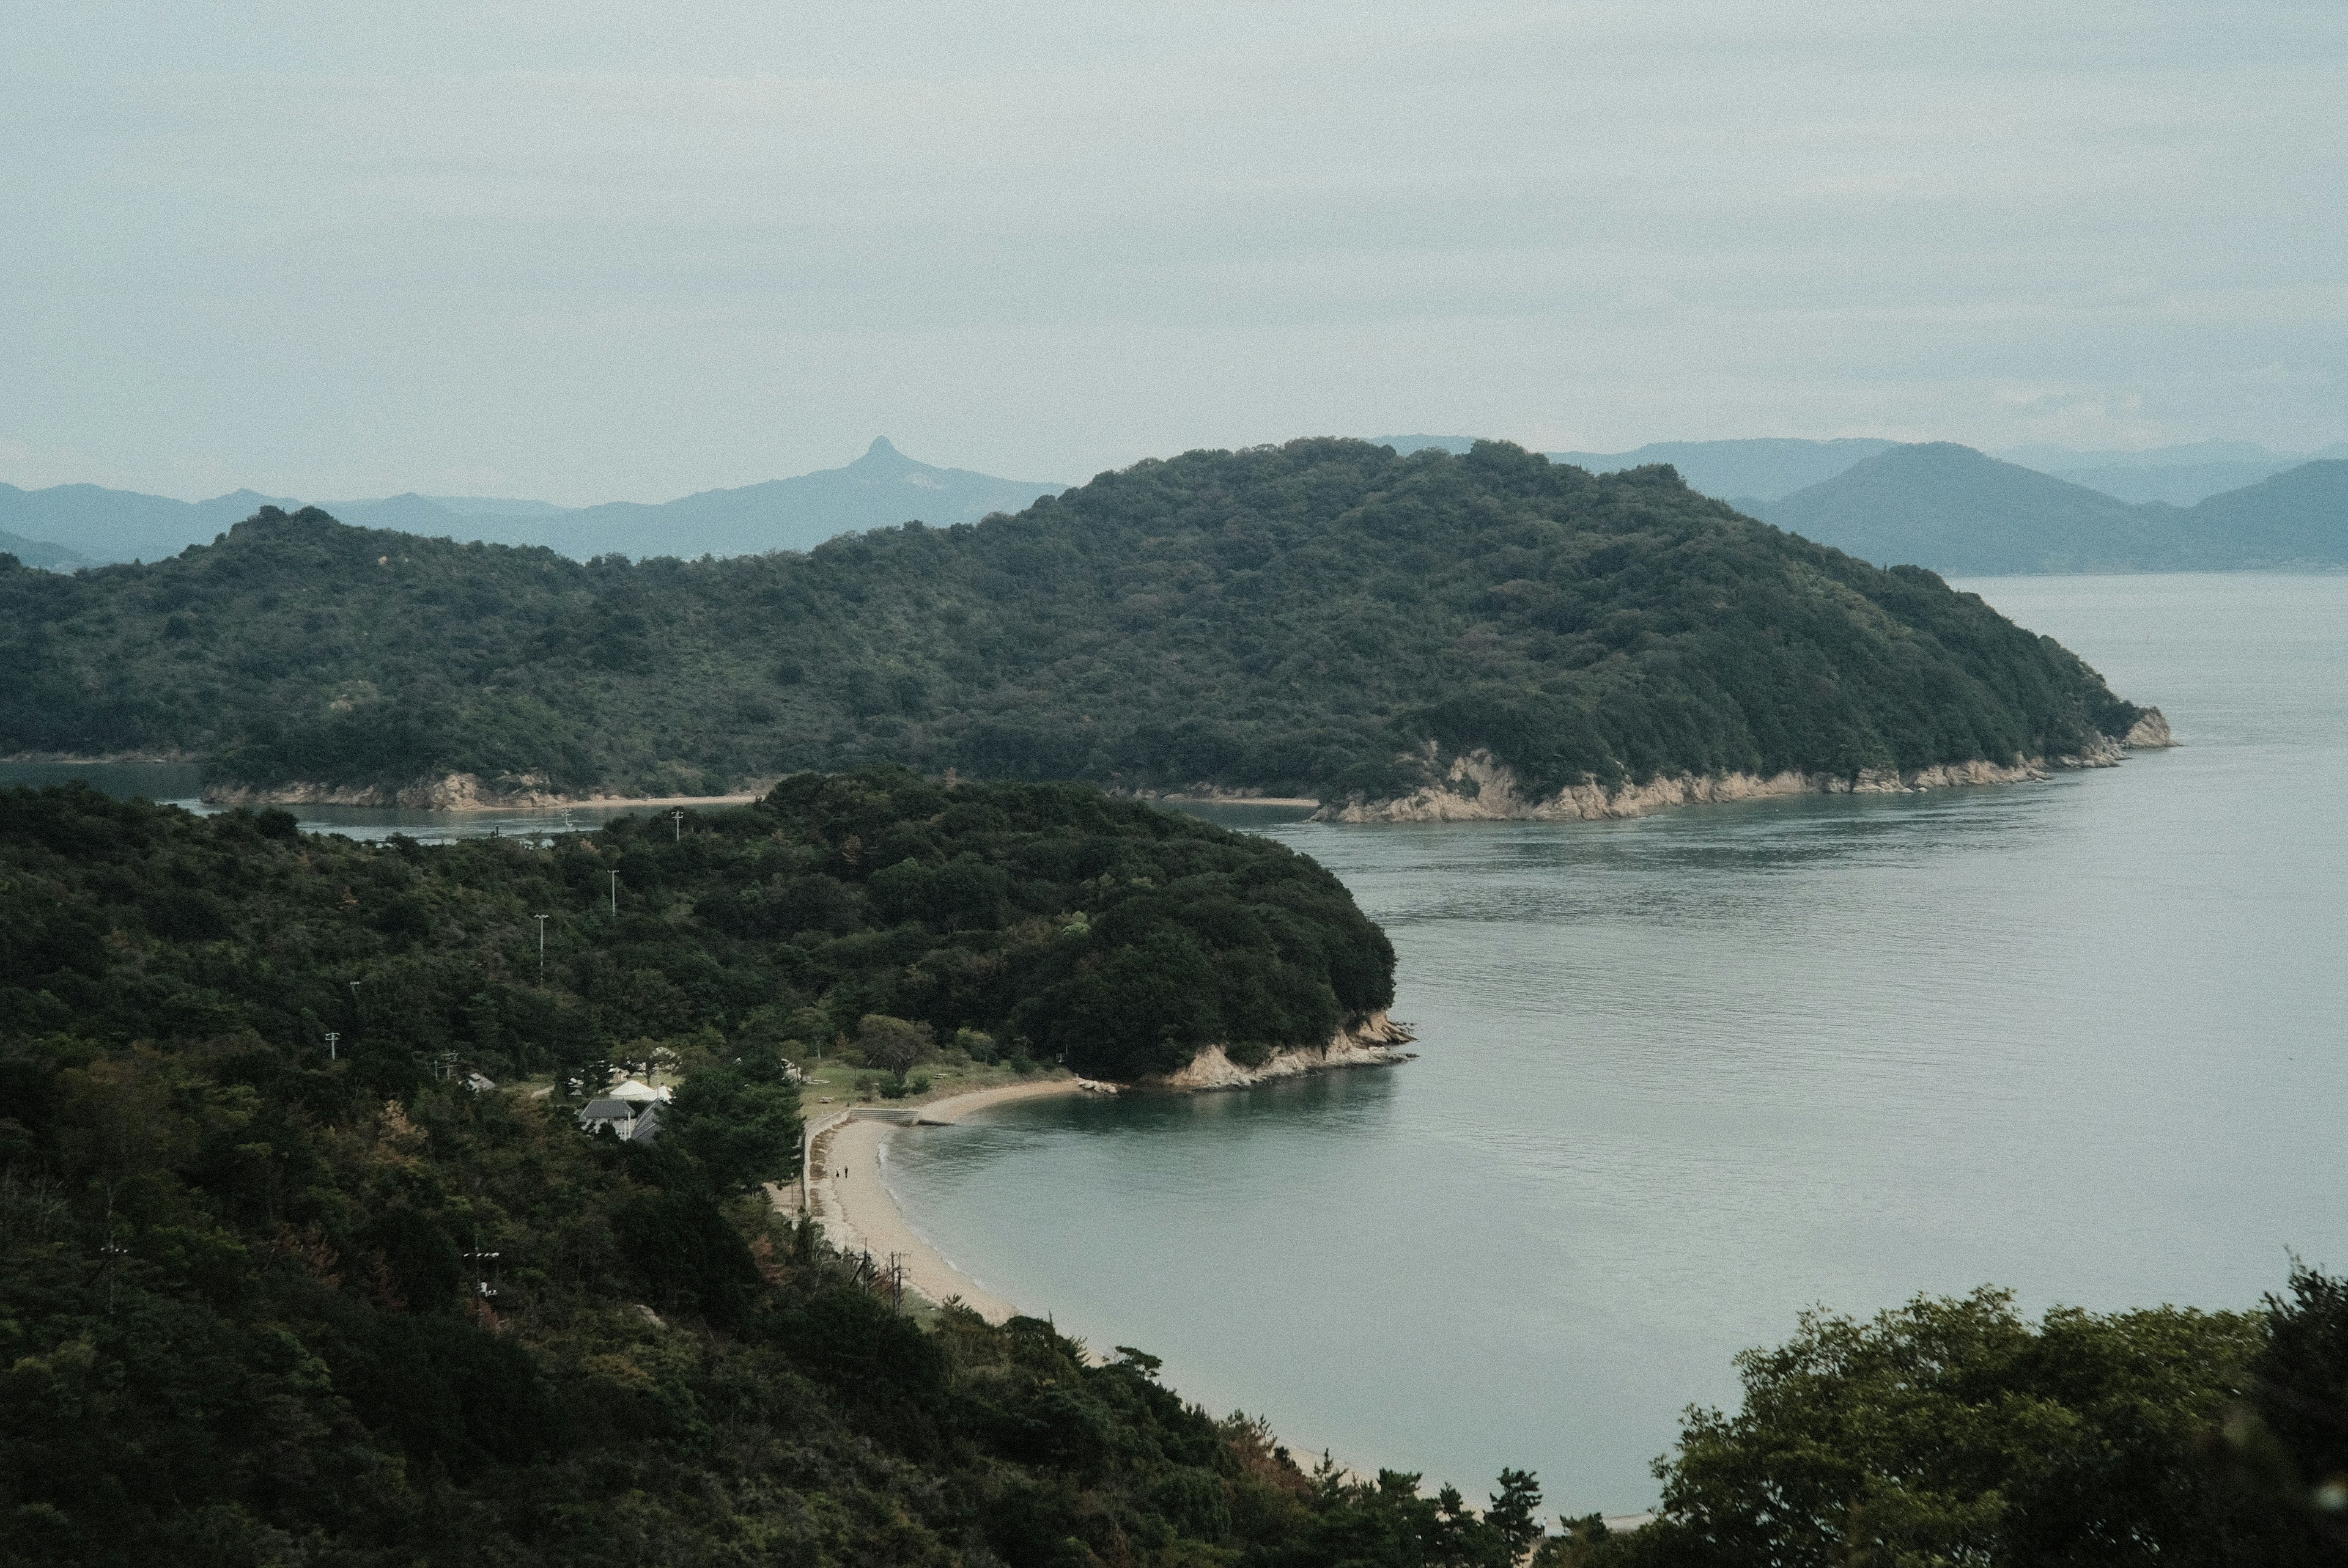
[2124,708,2176,748]
[1315,737,2160,825]
[1144,1011,1416,1091]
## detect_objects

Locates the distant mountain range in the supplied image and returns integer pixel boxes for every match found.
[1744,444,2348,574]
[0,438,1065,569]
[7,432,2339,579]
[0,529,92,572]
[1380,434,2348,507]
[1373,435,2346,574]
[1997,438,2348,506]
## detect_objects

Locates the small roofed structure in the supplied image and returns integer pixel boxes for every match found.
[577,1077,671,1143]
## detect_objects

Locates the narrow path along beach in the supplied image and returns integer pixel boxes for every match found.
[797,1077,1088,1323]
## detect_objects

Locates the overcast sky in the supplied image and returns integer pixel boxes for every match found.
[4,1,2344,502]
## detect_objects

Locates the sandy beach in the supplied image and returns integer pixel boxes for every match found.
[793,1072,1390,1479]
[800,1077,1088,1323]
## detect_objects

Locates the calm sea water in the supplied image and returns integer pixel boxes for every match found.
[880,573,2348,1512]
[10,575,2344,1511]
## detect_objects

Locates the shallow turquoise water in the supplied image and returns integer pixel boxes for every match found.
[880,573,2348,1512]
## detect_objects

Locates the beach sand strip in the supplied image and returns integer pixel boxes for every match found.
[794,1077,1085,1324]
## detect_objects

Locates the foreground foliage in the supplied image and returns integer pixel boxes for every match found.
[0,440,2143,801]
[1579,1279,2348,1568]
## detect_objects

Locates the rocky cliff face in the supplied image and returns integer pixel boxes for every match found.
[1143,1012,1416,1091]
[1318,716,2174,825]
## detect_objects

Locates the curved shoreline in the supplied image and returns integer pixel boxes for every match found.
[802,1077,1088,1324]
[803,1073,1394,1483]
[1317,721,2173,825]
[800,1023,1411,1317]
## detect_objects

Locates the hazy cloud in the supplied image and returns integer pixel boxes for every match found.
[4,1,2342,499]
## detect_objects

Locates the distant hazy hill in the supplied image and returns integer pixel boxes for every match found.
[1383,432,2348,509]
[485,437,1066,559]
[0,440,2143,808]
[1749,444,2348,573]
[1749,445,2169,573]
[0,440,1064,567]
[1545,438,1900,504]
[1990,439,2348,505]
[0,483,295,565]
[2177,460,2348,567]
[0,528,92,572]
[1376,435,1897,503]
[2043,460,2300,506]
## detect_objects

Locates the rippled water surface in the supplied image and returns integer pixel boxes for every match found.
[882,573,2348,1511]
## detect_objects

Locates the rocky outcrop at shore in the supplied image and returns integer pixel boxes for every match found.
[1144,1012,1416,1091]
[1317,716,2174,825]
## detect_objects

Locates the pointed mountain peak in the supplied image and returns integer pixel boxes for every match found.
[865,436,901,459]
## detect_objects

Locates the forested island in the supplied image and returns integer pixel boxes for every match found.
[0,440,2158,814]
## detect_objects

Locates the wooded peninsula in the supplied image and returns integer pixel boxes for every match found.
[0,440,2150,811]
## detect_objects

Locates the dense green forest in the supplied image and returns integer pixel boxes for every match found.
[0,778,1552,1567]
[4,781,2339,1564]
[0,770,1390,1093]
[0,440,2143,803]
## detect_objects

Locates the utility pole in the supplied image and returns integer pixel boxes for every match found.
[99,1190,127,1317]
[325,1031,339,1061]
[534,913,549,980]
[609,870,618,916]
[670,808,684,842]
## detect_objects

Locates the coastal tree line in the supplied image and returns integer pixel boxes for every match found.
[0,440,2144,807]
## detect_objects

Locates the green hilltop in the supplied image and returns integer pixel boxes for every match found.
[0,439,2144,804]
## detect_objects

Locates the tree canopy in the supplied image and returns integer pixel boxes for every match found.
[1579,1280,2347,1568]
[0,769,1391,1092]
[0,779,1537,1568]
[0,440,2142,803]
